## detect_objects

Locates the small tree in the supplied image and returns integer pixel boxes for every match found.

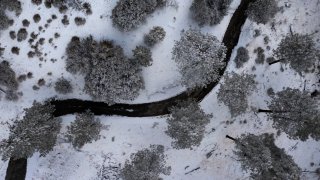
[234,47,249,68]
[120,145,171,180]
[217,72,257,117]
[144,26,166,47]
[66,110,102,149]
[132,45,153,67]
[0,101,61,160]
[246,0,278,24]
[111,0,167,31]
[258,88,320,141]
[54,77,73,94]
[232,133,301,179]
[0,61,19,90]
[190,0,232,26]
[273,33,319,73]
[172,29,226,89]
[166,99,211,149]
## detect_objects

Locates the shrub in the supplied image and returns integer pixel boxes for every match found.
[246,0,278,24]
[144,26,166,46]
[0,61,19,90]
[66,110,101,149]
[0,101,61,160]
[111,0,167,31]
[274,33,319,73]
[166,99,211,149]
[54,77,73,94]
[234,133,301,179]
[234,47,249,68]
[120,145,171,180]
[17,28,28,42]
[255,47,265,64]
[190,0,232,26]
[172,29,226,89]
[217,72,257,117]
[132,45,153,67]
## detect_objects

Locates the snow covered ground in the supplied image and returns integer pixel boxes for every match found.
[0,0,320,179]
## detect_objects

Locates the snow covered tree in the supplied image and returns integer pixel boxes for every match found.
[144,26,166,47]
[65,36,94,75]
[258,88,320,141]
[232,133,301,180]
[120,145,171,180]
[172,29,226,89]
[66,110,101,149]
[246,0,278,24]
[217,72,257,117]
[111,0,167,31]
[234,47,249,68]
[54,77,73,94]
[0,101,61,160]
[83,39,143,104]
[166,99,211,149]
[273,33,319,73]
[190,0,232,26]
[65,36,144,104]
[132,45,153,67]
[0,61,19,90]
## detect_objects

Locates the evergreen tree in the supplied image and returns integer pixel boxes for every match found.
[273,33,319,73]
[234,47,249,68]
[144,26,166,47]
[166,99,212,149]
[259,88,320,141]
[217,72,257,117]
[120,145,171,180]
[54,77,73,94]
[172,29,226,89]
[132,45,153,67]
[233,133,301,180]
[246,0,278,24]
[0,101,61,160]
[66,110,102,149]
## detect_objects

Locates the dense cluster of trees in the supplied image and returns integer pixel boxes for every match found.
[111,0,167,31]
[190,0,232,26]
[0,102,61,160]
[217,72,257,117]
[259,88,320,141]
[120,145,171,180]
[65,36,144,104]
[166,99,211,149]
[273,33,319,73]
[246,0,278,24]
[172,29,226,89]
[232,133,301,179]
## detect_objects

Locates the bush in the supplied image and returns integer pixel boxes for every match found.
[166,99,211,149]
[172,29,226,89]
[246,0,278,24]
[0,101,61,160]
[111,0,167,31]
[255,47,265,64]
[144,26,166,46]
[190,0,232,26]
[266,88,320,141]
[217,72,257,117]
[54,77,73,94]
[274,33,319,73]
[120,145,171,180]
[234,133,301,179]
[132,45,153,67]
[0,61,19,90]
[0,0,22,30]
[234,47,249,68]
[66,110,101,149]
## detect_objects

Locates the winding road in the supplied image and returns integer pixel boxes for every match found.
[5,0,254,179]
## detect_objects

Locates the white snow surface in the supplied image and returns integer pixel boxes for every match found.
[0,0,320,179]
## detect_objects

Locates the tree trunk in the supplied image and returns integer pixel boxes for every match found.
[5,158,27,180]
[269,60,281,65]
[226,135,237,142]
[258,109,273,113]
